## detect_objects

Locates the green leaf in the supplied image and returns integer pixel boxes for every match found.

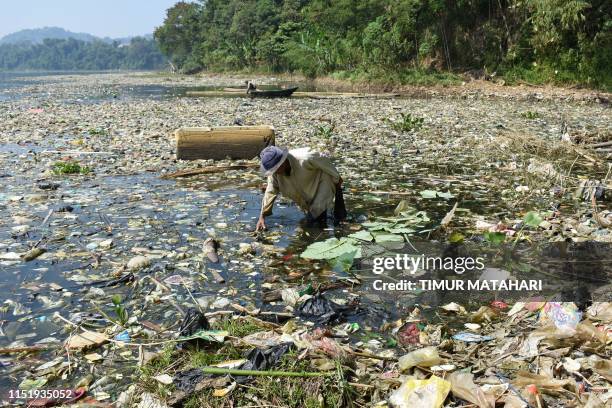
[419,190,438,198]
[385,227,415,234]
[420,190,454,199]
[19,378,47,390]
[348,230,373,241]
[394,200,412,215]
[437,191,455,199]
[373,233,405,243]
[362,221,392,230]
[523,211,543,228]
[111,294,122,306]
[328,249,358,272]
[301,237,361,260]
[484,231,506,245]
[449,231,465,244]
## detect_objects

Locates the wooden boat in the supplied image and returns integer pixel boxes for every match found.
[248,86,299,98]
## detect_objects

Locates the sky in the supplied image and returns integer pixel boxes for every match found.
[0,0,181,39]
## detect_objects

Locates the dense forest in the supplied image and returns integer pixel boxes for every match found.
[154,0,611,89]
[0,37,167,70]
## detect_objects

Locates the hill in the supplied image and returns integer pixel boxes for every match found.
[0,27,98,45]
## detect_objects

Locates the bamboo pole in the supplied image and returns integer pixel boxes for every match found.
[200,366,331,377]
[161,163,259,179]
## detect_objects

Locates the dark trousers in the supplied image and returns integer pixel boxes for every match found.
[310,187,347,224]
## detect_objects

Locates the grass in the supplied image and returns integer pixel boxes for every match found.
[500,64,611,92]
[87,127,108,136]
[135,317,361,407]
[387,113,424,132]
[180,351,355,408]
[314,124,335,139]
[521,111,540,119]
[51,160,91,175]
[332,67,463,87]
[212,316,264,337]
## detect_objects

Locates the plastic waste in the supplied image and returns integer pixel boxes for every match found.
[538,302,582,330]
[178,308,210,349]
[174,368,207,392]
[398,346,442,371]
[203,238,220,263]
[296,293,349,325]
[452,332,494,343]
[471,306,499,323]
[114,330,131,343]
[448,372,494,408]
[397,322,420,345]
[513,371,576,394]
[389,375,451,408]
[236,342,293,383]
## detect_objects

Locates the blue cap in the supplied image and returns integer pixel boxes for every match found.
[260,146,288,175]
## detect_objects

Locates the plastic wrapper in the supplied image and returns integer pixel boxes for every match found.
[448,372,494,408]
[389,375,451,408]
[398,347,441,371]
[538,302,582,330]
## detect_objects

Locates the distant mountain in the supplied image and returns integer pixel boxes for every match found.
[0,27,153,45]
[0,27,98,45]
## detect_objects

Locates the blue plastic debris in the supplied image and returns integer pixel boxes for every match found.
[452,332,494,342]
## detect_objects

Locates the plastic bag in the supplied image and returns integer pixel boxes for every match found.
[236,342,294,384]
[448,372,494,408]
[512,371,576,395]
[296,293,350,325]
[398,346,442,371]
[178,308,210,349]
[539,302,582,330]
[397,322,420,345]
[452,332,494,343]
[203,238,220,263]
[389,375,451,408]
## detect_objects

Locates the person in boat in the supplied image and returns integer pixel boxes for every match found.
[256,146,346,231]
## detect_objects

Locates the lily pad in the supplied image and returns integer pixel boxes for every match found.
[373,233,405,243]
[301,237,361,260]
[420,190,454,199]
[348,230,374,241]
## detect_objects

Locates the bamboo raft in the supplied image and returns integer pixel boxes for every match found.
[175,126,275,160]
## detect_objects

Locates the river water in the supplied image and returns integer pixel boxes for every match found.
[0,71,609,400]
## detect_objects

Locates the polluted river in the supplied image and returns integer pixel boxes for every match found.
[0,72,610,407]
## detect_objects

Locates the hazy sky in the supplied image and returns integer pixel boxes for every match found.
[0,0,181,38]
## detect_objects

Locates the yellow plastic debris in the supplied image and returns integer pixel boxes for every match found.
[389,375,451,408]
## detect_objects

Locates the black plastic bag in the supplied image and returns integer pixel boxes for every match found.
[235,342,294,384]
[178,308,210,349]
[174,368,206,392]
[296,293,342,325]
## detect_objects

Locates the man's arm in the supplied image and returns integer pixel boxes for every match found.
[257,176,278,231]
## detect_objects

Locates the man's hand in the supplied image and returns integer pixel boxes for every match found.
[256,216,267,232]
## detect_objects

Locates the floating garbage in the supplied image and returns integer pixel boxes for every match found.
[0,71,610,407]
[452,332,495,343]
[398,347,442,371]
[389,375,451,408]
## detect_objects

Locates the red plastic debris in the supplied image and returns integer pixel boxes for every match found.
[491,300,509,309]
[397,322,420,345]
